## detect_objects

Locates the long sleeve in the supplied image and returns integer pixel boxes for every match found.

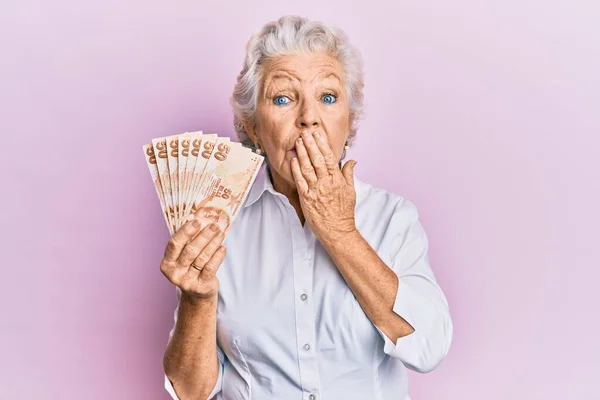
[164,288,225,400]
[374,199,453,373]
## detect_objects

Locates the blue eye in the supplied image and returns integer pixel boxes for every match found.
[273,96,291,106]
[322,94,337,104]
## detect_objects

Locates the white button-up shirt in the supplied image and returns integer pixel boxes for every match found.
[165,167,453,400]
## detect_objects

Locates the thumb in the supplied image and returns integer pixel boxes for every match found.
[341,160,357,187]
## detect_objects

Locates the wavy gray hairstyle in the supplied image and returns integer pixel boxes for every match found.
[230,16,365,158]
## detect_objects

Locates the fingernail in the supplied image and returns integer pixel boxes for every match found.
[210,223,218,231]
[297,137,303,144]
[191,219,200,228]
[312,131,320,138]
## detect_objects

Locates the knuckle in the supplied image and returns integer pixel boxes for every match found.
[178,220,195,233]
[181,245,198,260]
[159,263,176,283]
[185,222,197,234]
[159,261,168,274]
[179,281,192,293]
[205,249,225,270]
[160,268,169,281]
[195,252,211,265]
[201,232,215,242]
[200,227,217,239]
[205,257,222,271]
[204,260,217,271]
[172,235,186,246]
[165,239,178,255]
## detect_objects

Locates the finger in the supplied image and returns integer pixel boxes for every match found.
[291,157,309,193]
[177,223,220,266]
[302,131,328,178]
[313,131,339,173]
[341,160,357,188]
[189,228,225,273]
[164,218,202,262]
[295,136,317,186]
[201,246,227,280]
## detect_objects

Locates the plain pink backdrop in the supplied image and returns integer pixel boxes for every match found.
[1,1,598,399]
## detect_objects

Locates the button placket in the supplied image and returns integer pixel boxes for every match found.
[290,208,320,395]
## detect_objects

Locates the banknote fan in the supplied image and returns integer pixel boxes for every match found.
[143,131,264,235]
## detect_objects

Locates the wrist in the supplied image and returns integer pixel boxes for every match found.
[319,225,361,249]
[181,291,218,307]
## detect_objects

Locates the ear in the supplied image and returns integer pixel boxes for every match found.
[243,119,258,145]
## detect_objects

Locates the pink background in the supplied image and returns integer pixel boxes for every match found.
[2,1,598,399]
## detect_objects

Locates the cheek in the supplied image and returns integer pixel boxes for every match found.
[337,108,351,128]
[258,114,294,149]
[258,126,290,161]
[329,112,351,143]
[256,111,280,145]
[324,103,350,127]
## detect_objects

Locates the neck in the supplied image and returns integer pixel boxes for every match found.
[268,165,305,225]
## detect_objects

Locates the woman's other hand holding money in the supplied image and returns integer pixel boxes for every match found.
[160,219,226,303]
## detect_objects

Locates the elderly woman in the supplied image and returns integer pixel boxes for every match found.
[161,16,453,400]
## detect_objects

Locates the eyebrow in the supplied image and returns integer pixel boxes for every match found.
[263,70,342,95]
[262,74,295,98]
[268,72,300,82]
[319,72,341,81]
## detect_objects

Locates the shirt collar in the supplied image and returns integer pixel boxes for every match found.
[243,164,276,208]
[243,164,368,208]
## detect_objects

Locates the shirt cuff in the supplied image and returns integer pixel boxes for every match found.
[164,360,224,400]
[374,280,452,373]
[164,374,180,400]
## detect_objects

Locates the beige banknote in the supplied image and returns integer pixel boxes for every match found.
[166,135,180,225]
[176,132,201,230]
[177,132,191,225]
[151,137,176,233]
[142,143,173,234]
[190,136,231,212]
[179,134,220,228]
[184,141,264,232]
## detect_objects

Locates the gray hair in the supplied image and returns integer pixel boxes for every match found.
[231,16,365,157]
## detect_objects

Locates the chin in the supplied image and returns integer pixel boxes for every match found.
[281,165,296,185]
[268,161,295,186]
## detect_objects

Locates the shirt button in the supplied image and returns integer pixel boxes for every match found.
[309,395,316,400]
[304,343,311,351]
[300,294,308,301]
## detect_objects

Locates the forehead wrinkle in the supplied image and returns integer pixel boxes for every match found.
[263,78,294,99]
[308,69,344,87]
[260,56,344,97]
[262,70,300,97]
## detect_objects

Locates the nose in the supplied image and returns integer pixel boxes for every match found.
[295,97,320,129]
